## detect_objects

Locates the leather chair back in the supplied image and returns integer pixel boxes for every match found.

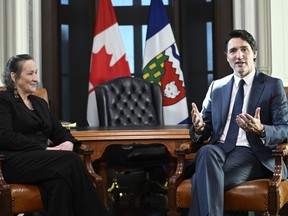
[95,76,163,127]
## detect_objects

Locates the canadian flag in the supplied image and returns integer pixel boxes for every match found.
[87,0,131,126]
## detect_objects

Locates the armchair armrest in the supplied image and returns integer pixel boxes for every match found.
[269,143,288,186]
[171,141,205,184]
[77,144,104,202]
[0,154,10,189]
[274,142,288,158]
[0,154,12,215]
[168,143,196,215]
[267,143,288,212]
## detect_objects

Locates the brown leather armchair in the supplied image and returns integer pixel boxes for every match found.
[168,87,288,216]
[168,145,288,216]
[0,88,104,216]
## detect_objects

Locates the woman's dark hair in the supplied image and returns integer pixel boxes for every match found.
[3,54,34,89]
[224,29,257,58]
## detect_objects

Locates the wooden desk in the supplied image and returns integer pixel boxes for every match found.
[71,125,191,207]
[71,125,191,160]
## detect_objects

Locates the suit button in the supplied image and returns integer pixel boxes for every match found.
[36,131,42,135]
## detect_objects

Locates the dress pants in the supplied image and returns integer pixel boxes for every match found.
[188,145,272,216]
[2,150,109,216]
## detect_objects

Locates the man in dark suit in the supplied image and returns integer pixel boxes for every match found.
[186,30,288,215]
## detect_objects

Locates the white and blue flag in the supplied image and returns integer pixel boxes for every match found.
[142,0,189,125]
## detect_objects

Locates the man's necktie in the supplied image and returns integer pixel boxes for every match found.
[223,79,245,153]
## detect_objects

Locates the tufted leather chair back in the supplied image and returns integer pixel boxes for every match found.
[95,76,164,127]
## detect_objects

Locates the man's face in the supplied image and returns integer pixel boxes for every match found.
[226,37,257,78]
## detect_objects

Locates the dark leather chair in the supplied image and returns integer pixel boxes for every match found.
[96,76,163,127]
[0,88,104,216]
[167,87,288,216]
[94,76,170,202]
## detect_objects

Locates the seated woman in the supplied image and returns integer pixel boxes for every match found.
[0,54,109,216]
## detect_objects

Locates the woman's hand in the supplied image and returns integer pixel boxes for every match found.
[46,141,74,151]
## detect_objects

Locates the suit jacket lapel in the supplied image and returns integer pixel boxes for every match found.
[247,70,265,114]
[221,78,234,127]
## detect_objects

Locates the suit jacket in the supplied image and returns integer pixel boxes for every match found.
[0,89,80,158]
[190,69,288,178]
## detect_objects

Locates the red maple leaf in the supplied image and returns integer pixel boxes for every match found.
[89,46,130,94]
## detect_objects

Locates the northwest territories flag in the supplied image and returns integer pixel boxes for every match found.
[142,0,189,125]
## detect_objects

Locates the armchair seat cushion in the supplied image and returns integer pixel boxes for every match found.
[224,179,269,211]
[10,184,43,213]
[176,179,192,208]
[176,178,288,212]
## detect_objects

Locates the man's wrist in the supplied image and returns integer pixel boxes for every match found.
[193,126,203,135]
[259,125,265,138]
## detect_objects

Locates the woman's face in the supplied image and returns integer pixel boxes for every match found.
[11,60,39,95]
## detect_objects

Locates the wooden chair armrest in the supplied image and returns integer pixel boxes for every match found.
[172,142,206,183]
[168,142,200,214]
[175,141,205,154]
[272,142,288,180]
[269,149,283,186]
[275,142,288,157]
[77,144,94,155]
[266,145,288,210]
[0,154,8,184]
[77,144,104,201]
[168,148,187,214]
[0,154,11,194]
[270,144,288,182]
[174,147,192,155]
[170,149,188,184]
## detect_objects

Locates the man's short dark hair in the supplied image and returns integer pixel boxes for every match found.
[224,29,257,57]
